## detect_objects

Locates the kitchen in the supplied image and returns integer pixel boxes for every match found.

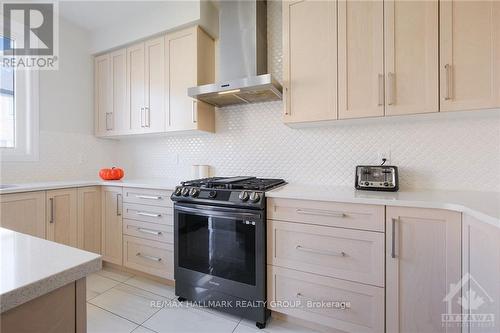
[0,0,499,333]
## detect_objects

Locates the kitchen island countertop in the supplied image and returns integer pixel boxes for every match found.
[0,227,101,313]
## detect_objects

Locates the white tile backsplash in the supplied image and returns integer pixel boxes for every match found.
[1,1,499,192]
[114,1,500,192]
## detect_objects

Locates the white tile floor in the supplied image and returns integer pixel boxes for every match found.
[86,267,320,333]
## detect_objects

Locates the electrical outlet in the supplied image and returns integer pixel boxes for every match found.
[377,151,391,164]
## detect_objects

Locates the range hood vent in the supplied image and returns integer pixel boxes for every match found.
[188,0,282,107]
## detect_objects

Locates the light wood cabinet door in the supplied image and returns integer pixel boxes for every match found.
[386,206,461,333]
[282,0,337,123]
[165,26,215,133]
[77,187,101,254]
[0,192,46,238]
[338,0,384,119]
[110,48,128,134]
[127,42,146,133]
[384,0,439,116]
[46,189,78,247]
[94,54,111,136]
[440,0,500,111]
[144,37,165,133]
[462,215,500,333]
[101,186,123,265]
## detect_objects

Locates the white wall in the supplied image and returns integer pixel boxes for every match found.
[113,1,500,192]
[0,18,119,183]
[1,1,499,192]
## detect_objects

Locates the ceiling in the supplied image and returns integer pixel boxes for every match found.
[59,1,179,32]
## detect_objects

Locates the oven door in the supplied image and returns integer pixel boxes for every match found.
[174,203,265,301]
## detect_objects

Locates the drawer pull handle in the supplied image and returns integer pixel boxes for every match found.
[296,245,347,257]
[137,212,161,218]
[296,209,346,218]
[391,217,398,259]
[136,253,162,262]
[136,195,162,200]
[137,227,162,236]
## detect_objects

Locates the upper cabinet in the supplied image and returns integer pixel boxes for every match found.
[165,26,215,133]
[94,25,214,138]
[94,54,111,136]
[338,0,384,119]
[384,0,439,116]
[440,0,500,112]
[283,0,498,124]
[282,0,337,123]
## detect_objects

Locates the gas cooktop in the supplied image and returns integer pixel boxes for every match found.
[181,176,286,191]
[172,176,286,209]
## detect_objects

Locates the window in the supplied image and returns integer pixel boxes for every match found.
[1,37,15,148]
[0,28,39,161]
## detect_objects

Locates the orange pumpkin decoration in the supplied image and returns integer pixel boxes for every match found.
[99,167,124,180]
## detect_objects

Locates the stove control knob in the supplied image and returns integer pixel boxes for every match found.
[181,187,190,197]
[174,187,182,196]
[208,190,217,199]
[189,188,200,197]
[249,192,260,203]
[239,191,249,202]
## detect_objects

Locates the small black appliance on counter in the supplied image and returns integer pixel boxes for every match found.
[355,165,399,192]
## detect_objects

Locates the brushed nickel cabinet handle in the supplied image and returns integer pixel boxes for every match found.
[191,100,197,123]
[391,217,398,258]
[136,253,162,262]
[296,208,346,218]
[296,245,347,257]
[105,112,113,130]
[444,64,452,100]
[378,73,385,106]
[284,86,289,115]
[116,194,121,216]
[135,195,162,200]
[146,106,151,127]
[49,198,54,223]
[136,211,161,218]
[388,72,395,106]
[137,227,162,236]
[140,107,145,127]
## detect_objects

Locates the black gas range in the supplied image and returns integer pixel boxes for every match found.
[171,176,286,329]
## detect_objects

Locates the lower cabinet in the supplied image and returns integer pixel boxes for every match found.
[462,215,500,333]
[121,187,174,279]
[123,235,174,280]
[101,186,123,265]
[386,206,462,333]
[77,186,101,254]
[46,188,78,247]
[267,198,385,332]
[0,191,46,238]
[268,265,384,333]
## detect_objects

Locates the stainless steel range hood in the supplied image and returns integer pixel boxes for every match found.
[188,0,282,107]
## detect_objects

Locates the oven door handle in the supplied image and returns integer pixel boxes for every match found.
[175,205,261,220]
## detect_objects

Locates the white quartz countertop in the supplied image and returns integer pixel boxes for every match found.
[0,228,101,313]
[0,178,182,194]
[267,184,500,228]
[2,179,499,228]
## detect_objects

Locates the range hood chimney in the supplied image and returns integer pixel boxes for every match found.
[188,0,282,107]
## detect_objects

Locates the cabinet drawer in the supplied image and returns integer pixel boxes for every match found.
[123,187,172,207]
[268,266,384,333]
[267,198,384,232]
[123,219,173,244]
[123,203,173,225]
[123,235,174,279]
[268,220,384,287]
